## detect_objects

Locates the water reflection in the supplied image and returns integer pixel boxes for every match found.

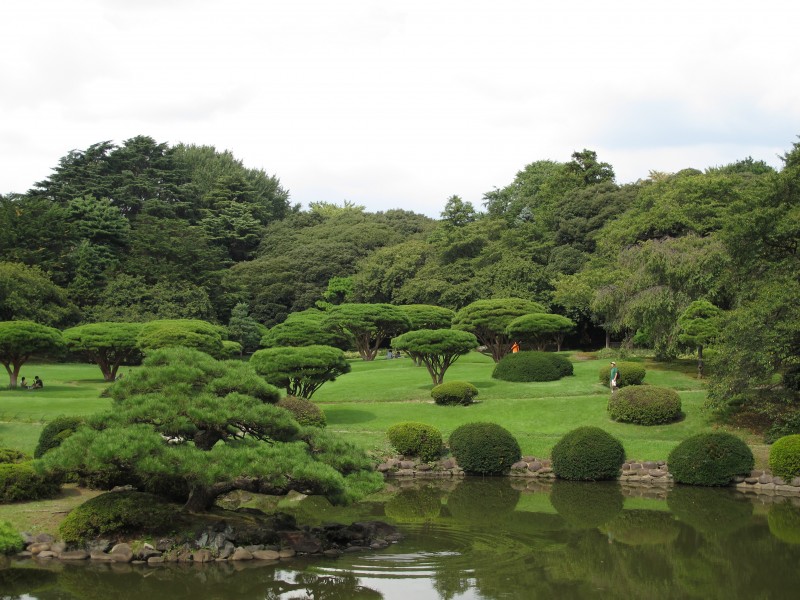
[5,479,800,599]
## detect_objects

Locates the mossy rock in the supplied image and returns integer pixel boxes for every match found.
[58,491,181,543]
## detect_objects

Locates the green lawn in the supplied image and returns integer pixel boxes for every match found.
[0,352,727,462]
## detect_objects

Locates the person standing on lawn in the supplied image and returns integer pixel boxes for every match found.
[609,362,620,394]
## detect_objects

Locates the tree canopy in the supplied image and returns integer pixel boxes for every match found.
[62,322,143,381]
[0,321,65,388]
[250,345,351,398]
[40,348,382,511]
[391,329,479,385]
[323,303,411,361]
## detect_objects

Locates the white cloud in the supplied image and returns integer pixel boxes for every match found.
[1,0,798,214]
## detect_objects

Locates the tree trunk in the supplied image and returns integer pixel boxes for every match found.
[184,484,217,512]
[194,430,223,451]
[697,345,704,379]
[605,330,611,349]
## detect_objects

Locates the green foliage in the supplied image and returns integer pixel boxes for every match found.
[667,432,754,486]
[40,347,379,511]
[448,422,521,475]
[768,434,800,481]
[608,386,682,425]
[452,298,547,362]
[0,262,79,327]
[386,422,443,462]
[260,309,352,349]
[430,381,479,406]
[391,328,478,385]
[549,480,623,529]
[446,478,520,524]
[546,353,574,377]
[323,303,411,361]
[221,340,242,358]
[0,449,28,464]
[0,320,66,387]
[397,304,455,330]
[768,501,800,544]
[492,351,560,382]
[0,520,24,555]
[0,462,61,503]
[598,362,646,387]
[63,322,143,381]
[136,319,225,357]
[226,302,263,354]
[34,416,84,459]
[551,426,625,481]
[250,345,351,399]
[58,491,180,543]
[506,312,575,350]
[278,395,327,428]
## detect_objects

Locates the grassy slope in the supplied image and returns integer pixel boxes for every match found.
[315,352,714,461]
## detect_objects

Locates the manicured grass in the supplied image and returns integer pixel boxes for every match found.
[0,352,718,462]
[315,352,714,460]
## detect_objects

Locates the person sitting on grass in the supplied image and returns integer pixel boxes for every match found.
[31,376,43,389]
[20,377,29,389]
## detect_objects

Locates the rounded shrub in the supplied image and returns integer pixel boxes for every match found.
[430,381,479,406]
[768,501,800,545]
[598,362,647,387]
[34,416,84,459]
[58,491,180,544]
[386,422,443,462]
[0,520,24,555]
[278,395,327,428]
[608,386,682,425]
[551,426,625,481]
[0,463,61,503]
[667,432,754,486]
[492,351,560,382]
[448,422,521,475]
[769,434,800,481]
[549,480,623,529]
[0,448,29,464]
[547,353,574,378]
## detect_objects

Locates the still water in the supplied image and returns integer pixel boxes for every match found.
[3,477,800,599]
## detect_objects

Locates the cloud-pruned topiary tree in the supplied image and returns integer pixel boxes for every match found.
[250,345,351,399]
[63,322,143,381]
[40,347,381,511]
[323,303,411,361]
[136,319,225,358]
[452,298,546,362]
[391,329,478,385]
[0,321,65,388]
[506,312,575,352]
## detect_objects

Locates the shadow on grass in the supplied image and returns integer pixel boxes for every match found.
[324,408,377,425]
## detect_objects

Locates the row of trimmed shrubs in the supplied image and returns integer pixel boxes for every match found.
[385,421,800,486]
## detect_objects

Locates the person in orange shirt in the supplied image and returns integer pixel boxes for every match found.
[511,341,520,353]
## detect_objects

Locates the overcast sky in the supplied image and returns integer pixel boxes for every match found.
[2,0,798,217]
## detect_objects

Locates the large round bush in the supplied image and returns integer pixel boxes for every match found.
[34,416,84,459]
[608,386,682,425]
[0,463,61,503]
[386,422,443,462]
[492,351,560,382]
[598,362,647,387]
[769,434,800,481]
[430,381,479,406]
[58,491,180,543]
[448,422,521,475]
[547,353,574,378]
[549,480,623,529]
[667,432,754,486]
[551,426,625,481]
[278,395,327,428]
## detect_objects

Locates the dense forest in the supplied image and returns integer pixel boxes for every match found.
[1,135,798,439]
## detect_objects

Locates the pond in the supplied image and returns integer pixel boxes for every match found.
[4,477,800,599]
